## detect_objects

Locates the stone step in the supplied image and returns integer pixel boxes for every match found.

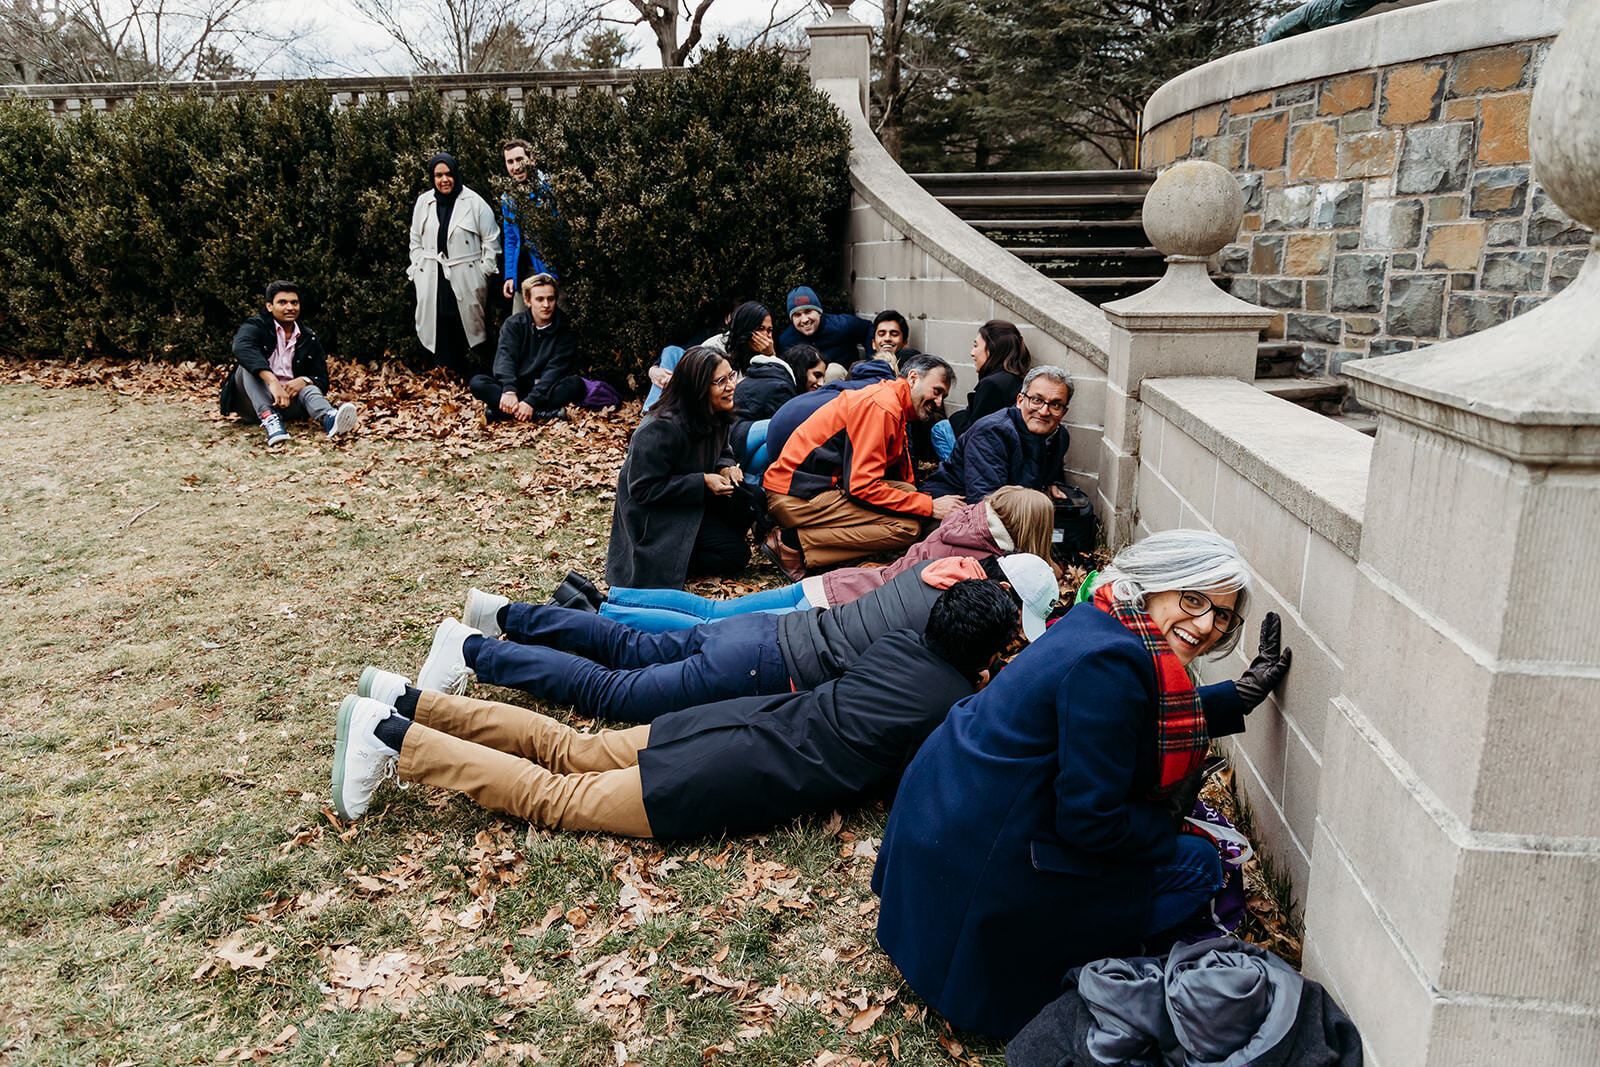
[1329,412,1378,437]
[1255,376,1350,415]
[911,169,1155,199]
[933,193,1149,214]
[1007,245,1162,258]
[1256,342,1304,379]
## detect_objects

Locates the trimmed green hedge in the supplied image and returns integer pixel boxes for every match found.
[0,44,853,382]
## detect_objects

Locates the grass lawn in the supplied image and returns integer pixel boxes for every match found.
[0,359,1298,1066]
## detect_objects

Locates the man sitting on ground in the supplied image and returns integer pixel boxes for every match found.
[468,273,581,423]
[761,353,964,578]
[331,580,1021,835]
[778,286,871,375]
[384,553,1057,726]
[923,365,1074,504]
[219,280,357,446]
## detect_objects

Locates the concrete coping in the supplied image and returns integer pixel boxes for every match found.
[1143,0,1580,131]
[814,80,1112,370]
[1141,377,1372,557]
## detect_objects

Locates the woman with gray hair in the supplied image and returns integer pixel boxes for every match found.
[872,528,1292,1040]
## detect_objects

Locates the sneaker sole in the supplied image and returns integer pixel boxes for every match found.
[418,620,474,694]
[357,666,379,699]
[327,403,358,439]
[331,694,359,821]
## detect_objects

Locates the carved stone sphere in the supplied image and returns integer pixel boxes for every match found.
[1142,159,1245,258]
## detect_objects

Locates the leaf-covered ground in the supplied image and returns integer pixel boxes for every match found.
[0,359,1299,1066]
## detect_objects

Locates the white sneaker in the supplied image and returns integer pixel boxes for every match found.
[357,666,410,707]
[326,402,358,439]
[332,695,398,821]
[416,617,479,694]
[462,587,509,638]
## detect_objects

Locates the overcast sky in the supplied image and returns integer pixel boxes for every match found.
[250,0,875,77]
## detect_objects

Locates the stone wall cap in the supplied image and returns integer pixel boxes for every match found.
[816,81,1112,368]
[1142,377,1370,555]
[1144,0,1581,132]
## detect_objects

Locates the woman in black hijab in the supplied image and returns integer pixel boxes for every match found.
[407,152,500,375]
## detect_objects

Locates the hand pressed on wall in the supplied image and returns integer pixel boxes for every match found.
[1235,612,1292,711]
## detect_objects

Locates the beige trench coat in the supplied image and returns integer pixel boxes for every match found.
[407,185,501,352]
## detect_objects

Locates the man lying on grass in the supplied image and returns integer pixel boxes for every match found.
[403,552,1058,724]
[330,580,1018,837]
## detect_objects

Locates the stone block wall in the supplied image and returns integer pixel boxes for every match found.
[848,195,1108,487]
[1133,377,1372,900]
[1142,39,1591,378]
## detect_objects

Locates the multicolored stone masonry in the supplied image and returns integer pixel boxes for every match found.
[1142,40,1592,378]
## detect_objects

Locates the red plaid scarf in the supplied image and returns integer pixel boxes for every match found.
[1092,584,1208,795]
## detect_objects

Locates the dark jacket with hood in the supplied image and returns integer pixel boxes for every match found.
[639,630,975,839]
[763,358,896,463]
[1005,938,1363,1066]
[923,405,1068,503]
[776,558,952,690]
[604,409,735,590]
[219,310,330,416]
[731,355,800,456]
[491,306,577,407]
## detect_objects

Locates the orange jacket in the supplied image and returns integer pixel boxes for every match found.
[763,378,933,517]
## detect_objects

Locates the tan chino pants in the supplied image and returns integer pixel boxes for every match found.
[766,480,923,568]
[397,691,654,836]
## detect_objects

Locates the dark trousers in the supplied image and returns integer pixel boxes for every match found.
[468,374,585,419]
[688,491,756,577]
[471,605,788,723]
[433,269,480,376]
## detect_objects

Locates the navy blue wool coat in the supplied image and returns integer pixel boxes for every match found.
[871,603,1247,1040]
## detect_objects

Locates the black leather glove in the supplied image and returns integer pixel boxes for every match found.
[1235,612,1292,711]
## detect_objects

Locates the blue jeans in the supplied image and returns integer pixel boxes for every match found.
[642,346,684,412]
[1141,832,1226,937]
[468,604,790,722]
[599,584,809,633]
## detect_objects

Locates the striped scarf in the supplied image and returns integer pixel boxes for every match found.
[1092,584,1207,795]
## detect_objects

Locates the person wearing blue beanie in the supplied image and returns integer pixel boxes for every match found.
[778,286,871,372]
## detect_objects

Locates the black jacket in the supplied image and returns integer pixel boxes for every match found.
[219,311,330,415]
[731,356,799,456]
[639,630,973,838]
[604,410,735,589]
[948,369,1023,437]
[492,307,577,407]
[924,405,1068,503]
[776,560,948,690]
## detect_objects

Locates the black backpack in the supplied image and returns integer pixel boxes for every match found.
[1052,486,1098,564]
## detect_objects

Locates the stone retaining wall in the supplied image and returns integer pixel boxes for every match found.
[1142,10,1591,380]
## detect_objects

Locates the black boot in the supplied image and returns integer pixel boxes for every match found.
[561,570,605,608]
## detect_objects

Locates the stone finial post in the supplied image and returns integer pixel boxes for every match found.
[1096,160,1275,546]
[1304,2,1600,1062]
[806,1,872,115]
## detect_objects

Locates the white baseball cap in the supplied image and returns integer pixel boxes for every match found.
[997,553,1059,642]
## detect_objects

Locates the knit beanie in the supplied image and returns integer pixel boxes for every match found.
[786,286,822,318]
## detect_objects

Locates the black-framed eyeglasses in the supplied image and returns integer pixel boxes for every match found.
[1020,393,1068,415]
[1177,590,1242,634]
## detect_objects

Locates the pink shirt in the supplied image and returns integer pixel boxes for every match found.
[270,320,300,382]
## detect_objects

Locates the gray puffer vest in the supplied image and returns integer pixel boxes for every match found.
[777,560,946,690]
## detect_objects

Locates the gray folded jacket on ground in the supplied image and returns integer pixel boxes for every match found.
[1005,937,1363,1066]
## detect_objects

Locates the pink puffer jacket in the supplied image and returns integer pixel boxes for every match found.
[801,500,1011,608]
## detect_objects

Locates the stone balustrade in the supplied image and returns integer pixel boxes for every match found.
[1,69,660,115]
[1142,0,1589,381]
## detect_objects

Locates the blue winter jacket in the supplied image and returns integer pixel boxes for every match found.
[922,405,1067,503]
[500,171,557,286]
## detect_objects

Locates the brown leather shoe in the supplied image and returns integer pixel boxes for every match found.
[760,528,807,581]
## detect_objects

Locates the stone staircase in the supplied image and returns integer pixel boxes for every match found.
[909,170,1163,305]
